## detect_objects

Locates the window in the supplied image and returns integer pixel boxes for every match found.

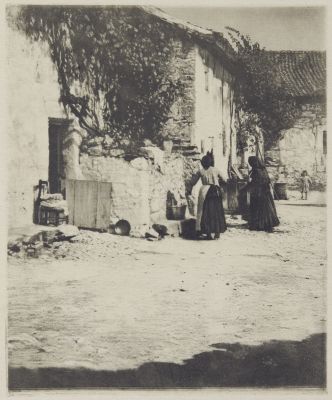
[201,139,205,154]
[323,131,327,155]
[204,67,209,91]
[222,124,227,156]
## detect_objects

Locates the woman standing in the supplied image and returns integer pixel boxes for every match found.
[247,156,279,232]
[187,155,228,240]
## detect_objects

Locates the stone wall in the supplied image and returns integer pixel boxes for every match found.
[6,19,67,228]
[60,35,239,230]
[160,38,196,144]
[77,154,150,228]
[153,37,238,181]
[60,36,241,228]
[6,8,239,230]
[193,46,237,178]
[149,154,188,224]
[63,131,189,230]
[266,101,326,190]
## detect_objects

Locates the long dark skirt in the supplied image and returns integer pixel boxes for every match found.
[249,186,280,232]
[201,185,227,235]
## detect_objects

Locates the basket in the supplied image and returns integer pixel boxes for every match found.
[167,205,187,220]
[39,206,68,226]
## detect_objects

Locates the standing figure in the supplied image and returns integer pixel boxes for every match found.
[187,155,228,240]
[247,156,280,232]
[300,170,312,200]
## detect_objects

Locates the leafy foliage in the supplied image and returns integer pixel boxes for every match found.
[226,27,299,150]
[12,6,299,152]
[14,6,185,147]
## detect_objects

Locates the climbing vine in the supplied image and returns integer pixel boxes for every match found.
[14,5,185,147]
[227,27,299,150]
[12,6,300,153]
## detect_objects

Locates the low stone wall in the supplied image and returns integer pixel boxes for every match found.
[63,130,194,230]
[78,154,150,228]
[149,155,188,224]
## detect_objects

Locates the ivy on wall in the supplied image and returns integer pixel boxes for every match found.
[11,5,300,155]
[13,5,186,148]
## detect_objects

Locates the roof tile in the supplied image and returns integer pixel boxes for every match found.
[267,51,326,97]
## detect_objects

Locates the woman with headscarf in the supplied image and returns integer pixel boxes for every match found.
[247,156,279,232]
[187,154,228,240]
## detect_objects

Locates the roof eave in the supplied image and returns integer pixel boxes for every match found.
[138,6,239,75]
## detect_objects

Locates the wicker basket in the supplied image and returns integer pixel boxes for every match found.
[167,205,187,220]
[39,207,68,226]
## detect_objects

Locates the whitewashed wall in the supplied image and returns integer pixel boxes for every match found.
[193,46,236,178]
[279,104,326,176]
[6,22,67,228]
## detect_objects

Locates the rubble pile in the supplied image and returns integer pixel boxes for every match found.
[48,230,136,261]
[7,221,174,262]
[8,225,80,260]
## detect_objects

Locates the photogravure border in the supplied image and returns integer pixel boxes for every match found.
[0,0,330,399]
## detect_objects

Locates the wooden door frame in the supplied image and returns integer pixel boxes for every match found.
[48,117,73,194]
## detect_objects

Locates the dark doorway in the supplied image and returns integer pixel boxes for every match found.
[48,118,71,194]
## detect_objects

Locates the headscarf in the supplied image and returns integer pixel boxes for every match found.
[201,155,212,170]
[248,156,270,185]
[248,156,264,169]
[206,151,214,167]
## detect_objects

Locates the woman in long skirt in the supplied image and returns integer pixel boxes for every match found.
[188,154,228,239]
[247,156,279,232]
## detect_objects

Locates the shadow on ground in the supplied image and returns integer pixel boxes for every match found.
[180,218,249,240]
[278,203,326,207]
[9,333,325,390]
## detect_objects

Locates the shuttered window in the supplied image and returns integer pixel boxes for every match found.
[323,131,327,154]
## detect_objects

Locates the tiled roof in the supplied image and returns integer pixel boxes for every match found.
[141,6,215,37]
[266,51,326,98]
[143,8,326,94]
[140,9,325,97]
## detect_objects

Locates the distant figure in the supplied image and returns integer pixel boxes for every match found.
[300,170,312,200]
[247,156,280,232]
[187,154,227,240]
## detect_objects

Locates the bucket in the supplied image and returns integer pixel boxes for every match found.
[114,219,131,236]
[163,140,173,154]
[167,205,187,220]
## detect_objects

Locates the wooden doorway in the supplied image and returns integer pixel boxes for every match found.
[48,118,72,194]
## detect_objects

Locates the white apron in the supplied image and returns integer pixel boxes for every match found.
[195,185,211,231]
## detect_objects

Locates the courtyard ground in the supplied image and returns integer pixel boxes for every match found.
[7,202,327,388]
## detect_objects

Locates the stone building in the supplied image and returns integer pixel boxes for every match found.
[6,6,240,231]
[265,51,326,190]
[6,13,67,229]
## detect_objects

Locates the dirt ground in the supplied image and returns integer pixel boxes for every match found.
[7,203,326,387]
